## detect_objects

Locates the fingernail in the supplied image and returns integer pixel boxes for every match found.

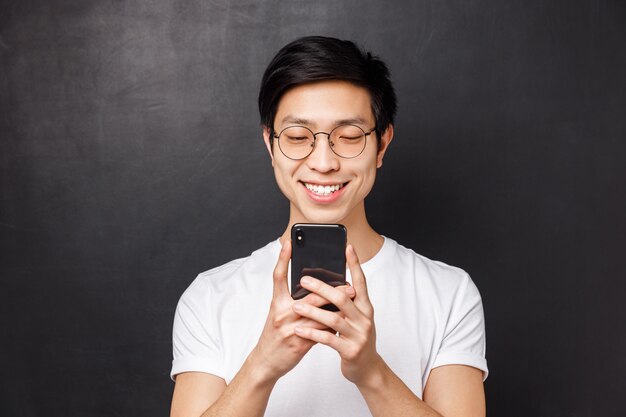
[293,303,304,312]
[294,326,304,334]
[301,276,313,286]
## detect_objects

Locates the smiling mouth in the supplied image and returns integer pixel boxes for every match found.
[302,182,347,197]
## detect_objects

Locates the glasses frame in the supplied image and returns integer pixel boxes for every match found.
[272,124,377,160]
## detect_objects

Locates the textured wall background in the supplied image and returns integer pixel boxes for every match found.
[1,1,625,416]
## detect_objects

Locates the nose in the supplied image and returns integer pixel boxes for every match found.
[306,134,340,172]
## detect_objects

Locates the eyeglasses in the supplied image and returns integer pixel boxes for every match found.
[273,124,376,160]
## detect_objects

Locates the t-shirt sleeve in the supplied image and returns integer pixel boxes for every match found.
[432,273,488,380]
[170,277,224,381]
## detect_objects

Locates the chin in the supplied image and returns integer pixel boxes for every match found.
[299,208,349,225]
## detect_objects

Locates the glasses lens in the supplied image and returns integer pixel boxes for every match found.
[278,126,314,159]
[330,125,367,158]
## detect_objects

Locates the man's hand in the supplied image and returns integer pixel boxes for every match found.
[249,239,356,384]
[291,244,382,387]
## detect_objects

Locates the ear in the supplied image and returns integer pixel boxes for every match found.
[376,124,394,168]
[262,126,275,166]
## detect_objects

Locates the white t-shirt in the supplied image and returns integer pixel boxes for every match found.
[171,237,488,416]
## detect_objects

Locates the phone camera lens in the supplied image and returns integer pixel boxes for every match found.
[295,229,305,247]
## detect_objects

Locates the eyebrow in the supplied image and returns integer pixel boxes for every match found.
[279,115,370,128]
[281,116,312,126]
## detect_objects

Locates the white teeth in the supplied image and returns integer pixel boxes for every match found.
[304,182,344,196]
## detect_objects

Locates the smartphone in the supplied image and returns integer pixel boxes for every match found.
[290,223,347,311]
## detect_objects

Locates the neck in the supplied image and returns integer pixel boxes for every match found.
[279,202,384,263]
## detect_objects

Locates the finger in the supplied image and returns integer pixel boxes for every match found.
[273,301,339,330]
[346,245,371,307]
[272,240,291,299]
[295,316,335,332]
[301,285,355,307]
[293,302,355,336]
[299,276,361,320]
[344,284,356,299]
[294,326,344,352]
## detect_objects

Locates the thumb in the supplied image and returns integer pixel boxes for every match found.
[272,239,291,299]
[346,244,370,304]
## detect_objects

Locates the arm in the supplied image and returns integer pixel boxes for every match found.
[170,354,276,417]
[356,361,485,417]
[170,240,355,417]
[423,365,485,416]
[293,245,485,417]
[170,373,225,417]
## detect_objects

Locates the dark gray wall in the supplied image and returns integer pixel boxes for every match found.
[1,1,625,416]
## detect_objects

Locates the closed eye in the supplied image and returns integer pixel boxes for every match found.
[338,135,362,141]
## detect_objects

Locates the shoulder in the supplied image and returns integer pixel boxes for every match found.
[382,237,480,304]
[178,240,280,307]
[385,237,470,282]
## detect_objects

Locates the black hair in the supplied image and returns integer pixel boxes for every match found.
[258,36,397,148]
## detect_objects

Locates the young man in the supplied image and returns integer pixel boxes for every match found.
[170,36,488,417]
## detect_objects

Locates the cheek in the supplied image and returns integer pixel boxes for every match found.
[365,154,381,186]
[363,166,378,190]
[273,161,299,192]
[351,159,379,194]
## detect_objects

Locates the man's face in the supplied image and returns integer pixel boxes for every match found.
[263,80,393,225]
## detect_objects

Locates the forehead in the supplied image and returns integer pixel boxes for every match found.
[274,80,374,129]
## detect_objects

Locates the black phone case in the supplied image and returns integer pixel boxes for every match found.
[290,223,346,311]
